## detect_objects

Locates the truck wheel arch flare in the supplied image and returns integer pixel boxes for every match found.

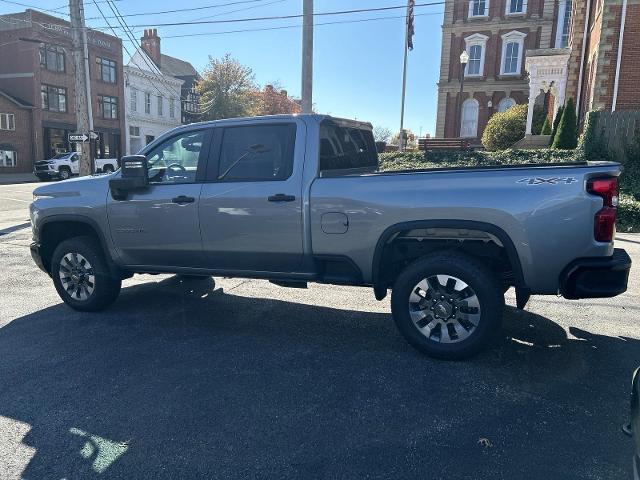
[371,219,528,307]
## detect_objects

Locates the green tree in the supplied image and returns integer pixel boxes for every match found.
[552,98,578,149]
[551,104,564,140]
[531,105,546,135]
[481,104,527,151]
[540,117,552,135]
[197,53,257,120]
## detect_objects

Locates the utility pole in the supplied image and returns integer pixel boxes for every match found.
[398,0,411,151]
[301,0,313,113]
[69,0,94,176]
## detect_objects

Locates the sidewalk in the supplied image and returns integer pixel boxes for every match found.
[0,173,39,185]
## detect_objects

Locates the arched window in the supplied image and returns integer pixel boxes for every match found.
[460,99,479,138]
[497,97,516,112]
[500,31,527,75]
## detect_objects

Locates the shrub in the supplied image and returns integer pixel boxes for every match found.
[551,105,564,140]
[618,193,640,232]
[541,117,552,135]
[531,105,547,135]
[482,104,527,151]
[621,129,640,199]
[552,98,578,149]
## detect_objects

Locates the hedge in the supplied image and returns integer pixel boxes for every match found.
[481,104,527,151]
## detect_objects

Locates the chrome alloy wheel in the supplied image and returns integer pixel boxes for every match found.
[408,274,481,344]
[58,252,95,301]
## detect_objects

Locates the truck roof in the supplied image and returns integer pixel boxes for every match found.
[180,114,373,131]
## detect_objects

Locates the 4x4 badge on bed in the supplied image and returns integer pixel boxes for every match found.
[517,177,578,185]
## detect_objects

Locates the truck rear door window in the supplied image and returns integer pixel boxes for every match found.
[217,124,296,181]
[319,122,377,172]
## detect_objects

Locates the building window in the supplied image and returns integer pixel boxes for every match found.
[130,87,138,113]
[145,92,151,114]
[0,113,15,131]
[98,95,118,119]
[556,0,572,47]
[96,57,117,83]
[0,149,17,167]
[129,126,140,137]
[169,97,175,118]
[460,99,479,138]
[41,84,67,112]
[39,44,65,72]
[157,95,163,116]
[497,98,516,112]
[500,31,527,75]
[506,0,526,14]
[468,0,488,17]
[185,88,200,113]
[464,34,488,77]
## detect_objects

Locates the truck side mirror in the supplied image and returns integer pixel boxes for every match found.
[109,155,149,200]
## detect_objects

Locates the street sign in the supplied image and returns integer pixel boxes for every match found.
[89,131,99,140]
[68,133,89,143]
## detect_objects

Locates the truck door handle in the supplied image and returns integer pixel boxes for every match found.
[172,195,195,204]
[268,194,296,202]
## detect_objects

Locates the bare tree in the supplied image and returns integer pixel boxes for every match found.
[373,126,392,143]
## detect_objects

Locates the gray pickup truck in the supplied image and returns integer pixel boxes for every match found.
[29,114,631,359]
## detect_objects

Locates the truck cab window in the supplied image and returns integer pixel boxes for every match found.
[319,122,378,172]
[146,131,205,184]
[217,124,296,181]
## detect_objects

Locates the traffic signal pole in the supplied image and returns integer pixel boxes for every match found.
[69,0,94,175]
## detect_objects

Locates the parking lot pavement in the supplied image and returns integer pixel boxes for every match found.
[0,183,639,479]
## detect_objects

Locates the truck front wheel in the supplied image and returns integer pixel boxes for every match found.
[391,251,504,360]
[51,236,121,311]
[58,167,71,180]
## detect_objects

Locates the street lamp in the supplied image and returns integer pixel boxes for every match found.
[458,50,469,138]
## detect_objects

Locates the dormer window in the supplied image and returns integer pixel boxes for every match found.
[464,34,489,77]
[469,0,488,17]
[506,0,527,15]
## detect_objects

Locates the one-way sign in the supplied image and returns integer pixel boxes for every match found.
[68,133,89,143]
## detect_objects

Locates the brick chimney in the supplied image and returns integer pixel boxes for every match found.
[141,29,161,67]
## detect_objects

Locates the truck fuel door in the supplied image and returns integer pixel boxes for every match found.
[321,212,349,234]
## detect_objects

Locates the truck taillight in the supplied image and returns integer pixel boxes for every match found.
[587,177,619,242]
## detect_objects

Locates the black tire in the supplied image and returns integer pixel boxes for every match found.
[391,251,504,360]
[51,236,121,312]
[58,167,71,181]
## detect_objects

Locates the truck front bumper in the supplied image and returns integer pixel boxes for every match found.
[561,248,631,299]
[30,242,48,273]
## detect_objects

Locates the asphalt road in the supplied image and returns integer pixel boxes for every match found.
[1,182,639,479]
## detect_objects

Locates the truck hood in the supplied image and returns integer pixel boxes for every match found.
[34,160,54,166]
[33,173,112,198]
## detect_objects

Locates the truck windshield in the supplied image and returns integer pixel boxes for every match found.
[319,121,378,172]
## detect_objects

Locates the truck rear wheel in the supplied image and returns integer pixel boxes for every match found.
[51,236,121,311]
[390,251,504,360]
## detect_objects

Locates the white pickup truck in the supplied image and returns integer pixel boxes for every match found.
[34,152,118,181]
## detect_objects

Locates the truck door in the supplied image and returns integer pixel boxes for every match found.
[70,153,79,174]
[199,121,304,272]
[107,129,212,268]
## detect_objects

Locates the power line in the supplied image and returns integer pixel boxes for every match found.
[52,0,124,10]
[192,0,286,22]
[88,2,445,30]
[86,0,274,20]
[103,0,182,101]
[162,10,442,39]
[0,0,69,15]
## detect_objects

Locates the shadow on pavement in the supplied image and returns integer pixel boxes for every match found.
[0,276,637,479]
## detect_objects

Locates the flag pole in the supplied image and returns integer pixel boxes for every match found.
[398,0,411,151]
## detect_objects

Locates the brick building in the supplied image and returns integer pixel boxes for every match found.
[435,0,640,141]
[567,0,640,125]
[0,9,125,171]
[0,90,35,173]
[435,0,573,140]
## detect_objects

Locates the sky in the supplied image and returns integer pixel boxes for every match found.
[0,0,445,137]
